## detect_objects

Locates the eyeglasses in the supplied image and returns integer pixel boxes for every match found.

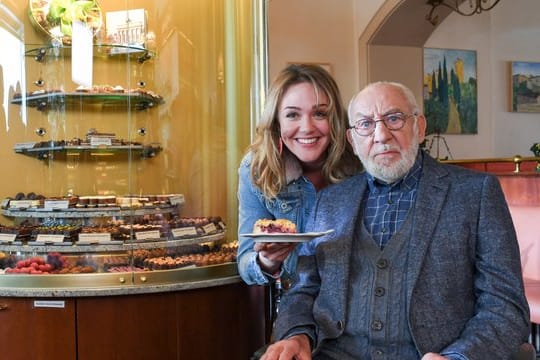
[349,112,416,136]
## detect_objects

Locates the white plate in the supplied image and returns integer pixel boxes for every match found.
[240,229,334,243]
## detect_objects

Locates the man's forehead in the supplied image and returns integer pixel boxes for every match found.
[353,86,406,112]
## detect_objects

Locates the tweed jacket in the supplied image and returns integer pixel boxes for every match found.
[273,152,530,359]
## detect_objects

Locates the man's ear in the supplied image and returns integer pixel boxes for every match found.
[346,129,358,155]
[416,114,427,143]
[346,129,354,146]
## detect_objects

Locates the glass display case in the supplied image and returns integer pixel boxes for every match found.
[0,0,258,289]
[0,2,268,359]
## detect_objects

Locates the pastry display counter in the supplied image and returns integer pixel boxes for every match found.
[0,0,265,358]
[0,279,267,360]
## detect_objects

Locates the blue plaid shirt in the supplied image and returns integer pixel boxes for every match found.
[363,152,422,249]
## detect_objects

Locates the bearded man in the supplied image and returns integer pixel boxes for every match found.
[261,81,530,360]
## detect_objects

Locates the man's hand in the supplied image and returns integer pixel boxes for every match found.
[260,334,312,360]
[254,242,296,274]
[421,353,448,360]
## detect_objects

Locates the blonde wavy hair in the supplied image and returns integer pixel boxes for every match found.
[249,63,361,199]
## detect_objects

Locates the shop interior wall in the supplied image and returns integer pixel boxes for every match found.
[0,0,252,236]
[267,0,358,103]
[269,0,540,159]
[424,0,540,159]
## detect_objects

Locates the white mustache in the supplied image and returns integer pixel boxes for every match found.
[379,144,397,152]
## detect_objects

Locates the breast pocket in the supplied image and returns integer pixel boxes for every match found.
[265,194,302,219]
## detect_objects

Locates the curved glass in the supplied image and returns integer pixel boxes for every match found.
[0,0,263,288]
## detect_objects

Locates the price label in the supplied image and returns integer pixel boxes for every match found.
[9,200,37,209]
[13,142,37,150]
[134,230,161,240]
[202,222,217,234]
[171,226,198,238]
[1,198,10,208]
[90,137,112,146]
[78,233,111,244]
[34,300,65,309]
[44,200,69,210]
[0,233,17,242]
[36,234,65,243]
[169,195,184,206]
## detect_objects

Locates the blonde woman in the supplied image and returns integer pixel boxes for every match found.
[237,64,361,285]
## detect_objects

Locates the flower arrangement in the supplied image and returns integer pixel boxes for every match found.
[531,142,540,171]
[531,142,540,157]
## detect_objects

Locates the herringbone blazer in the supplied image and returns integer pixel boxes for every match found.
[274,152,530,359]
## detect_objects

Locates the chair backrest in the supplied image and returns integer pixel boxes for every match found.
[511,342,536,360]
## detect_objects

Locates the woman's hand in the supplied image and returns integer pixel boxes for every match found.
[260,335,312,360]
[254,242,297,274]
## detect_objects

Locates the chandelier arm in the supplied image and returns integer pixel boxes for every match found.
[435,1,480,17]
[479,0,501,11]
[426,0,501,24]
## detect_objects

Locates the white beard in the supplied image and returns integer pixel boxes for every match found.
[362,141,419,183]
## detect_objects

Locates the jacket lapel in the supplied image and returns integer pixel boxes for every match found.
[405,156,450,305]
[323,175,368,322]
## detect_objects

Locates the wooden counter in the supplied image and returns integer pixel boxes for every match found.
[0,275,267,360]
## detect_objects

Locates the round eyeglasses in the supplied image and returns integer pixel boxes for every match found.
[349,112,416,136]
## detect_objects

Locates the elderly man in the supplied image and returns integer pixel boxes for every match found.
[261,82,530,360]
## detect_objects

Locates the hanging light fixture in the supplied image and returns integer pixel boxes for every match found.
[426,0,501,25]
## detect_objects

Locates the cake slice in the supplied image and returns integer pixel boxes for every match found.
[253,219,297,234]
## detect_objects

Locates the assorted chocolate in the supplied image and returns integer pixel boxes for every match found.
[0,241,238,275]
[2,191,183,210]
[0,215,225,244]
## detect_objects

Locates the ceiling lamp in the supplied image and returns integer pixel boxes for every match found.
[426,0,501,25]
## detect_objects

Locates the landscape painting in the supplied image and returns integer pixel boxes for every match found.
[511,61,540,113]
[423,48,477,135]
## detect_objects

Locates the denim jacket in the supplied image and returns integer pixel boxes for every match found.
[237,152,316,285]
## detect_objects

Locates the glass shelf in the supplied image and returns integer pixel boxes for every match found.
[2,204,182,219]
[25,44,155,63]
[0,232,224,253]
[11,91,164,111]
[13,143,162,160]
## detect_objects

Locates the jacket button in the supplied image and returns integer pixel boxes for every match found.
[281,278,292,290]
[374,349,384,356]
[376,258,389,269]
[374,287,385,296]
[371,320,383,331]
[336,320,344,330]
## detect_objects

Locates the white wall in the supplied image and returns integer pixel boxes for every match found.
[424,0,540,158]
[268,0,359,102]
[490,0,540,158]
[268,0,540,159]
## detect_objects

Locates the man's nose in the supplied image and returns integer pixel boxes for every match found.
[372,120,392,143]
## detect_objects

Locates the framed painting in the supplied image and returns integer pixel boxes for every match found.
[510,61,540,113]
[423,48,477,135]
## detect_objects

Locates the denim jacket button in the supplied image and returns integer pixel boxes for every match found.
[336,320,344,330]
[371,320,383,331]
[374,287,385,297]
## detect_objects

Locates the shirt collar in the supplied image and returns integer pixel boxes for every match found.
[366,151,423,193]
[283,151,303,184]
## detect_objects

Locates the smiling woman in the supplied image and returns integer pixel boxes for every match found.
[237,63,362,286]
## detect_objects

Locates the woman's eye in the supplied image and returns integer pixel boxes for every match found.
[313,111,328,120]
[284,112,299,119]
